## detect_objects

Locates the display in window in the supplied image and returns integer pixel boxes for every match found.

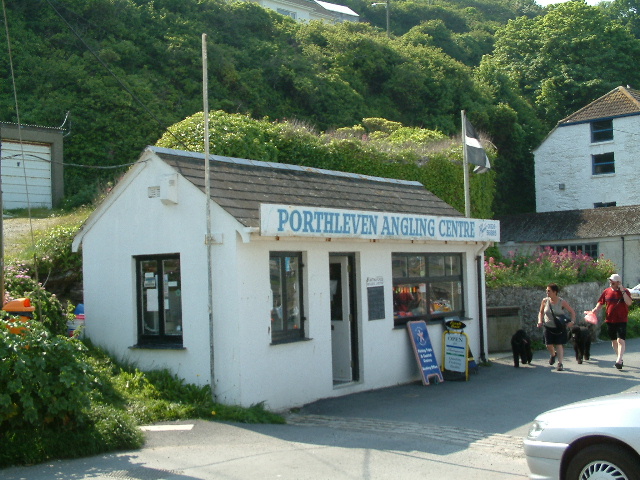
[393,283,428,319]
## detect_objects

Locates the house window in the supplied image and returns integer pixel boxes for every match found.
[136,255,183,346]
[592,152,615,175]
[270,252,305,343]
[392,253,464,326]
[591,119,613,142]
[545,244,599,258]
[276,8,297,19]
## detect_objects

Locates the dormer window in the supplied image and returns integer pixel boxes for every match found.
[591,119,613,142]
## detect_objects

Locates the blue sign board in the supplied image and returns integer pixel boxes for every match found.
[407,321,444,385]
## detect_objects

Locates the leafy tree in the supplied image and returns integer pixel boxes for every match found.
[486,1,640,127]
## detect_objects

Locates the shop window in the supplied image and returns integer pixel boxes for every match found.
[591,119,613,143]
[592,152,615,175]
[392,253,463,326]
[270,252,305,343]
[136,255,183,346]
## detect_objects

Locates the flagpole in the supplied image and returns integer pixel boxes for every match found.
[462,110,471,218]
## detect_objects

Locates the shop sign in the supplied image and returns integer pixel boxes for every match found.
[260,204,500,242]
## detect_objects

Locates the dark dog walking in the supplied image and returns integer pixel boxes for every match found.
[511,329,533,367]
[570,325,592,364]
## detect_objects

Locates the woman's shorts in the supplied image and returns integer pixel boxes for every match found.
[543,327,567,345]
[607,322,627,340]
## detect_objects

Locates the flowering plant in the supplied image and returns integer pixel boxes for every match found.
[485,247,615,288]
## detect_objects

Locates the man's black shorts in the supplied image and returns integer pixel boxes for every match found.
[607,322,627,340]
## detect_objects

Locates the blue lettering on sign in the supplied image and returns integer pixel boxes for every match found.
[438,219,476,239]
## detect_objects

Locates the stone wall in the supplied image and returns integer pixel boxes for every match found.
[486,282,604,352]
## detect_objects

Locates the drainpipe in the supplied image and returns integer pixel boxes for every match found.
[621,236,625,284]
[475,241,491,363]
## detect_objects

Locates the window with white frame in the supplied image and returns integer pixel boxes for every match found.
[591,119,613,142]
[276,8,297,18]
[270,252,305,343]
[592,152,615,175]
[392,253,464,326]
[136,254,183,346]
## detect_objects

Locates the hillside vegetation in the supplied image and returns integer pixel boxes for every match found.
[3,0,640,216]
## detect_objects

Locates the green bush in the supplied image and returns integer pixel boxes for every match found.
[3,263,71,336]
[0,321,93,430]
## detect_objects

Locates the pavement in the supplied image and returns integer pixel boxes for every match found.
[3,336,640,480]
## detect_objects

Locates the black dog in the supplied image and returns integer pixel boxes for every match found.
[511,329,533,367]
[570,325,591,364]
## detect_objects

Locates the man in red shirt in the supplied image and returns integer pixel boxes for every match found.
[592,274,633,369]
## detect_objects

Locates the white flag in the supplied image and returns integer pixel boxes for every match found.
[464,118,491,174]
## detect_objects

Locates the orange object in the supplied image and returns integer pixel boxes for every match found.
[3,297,34,335]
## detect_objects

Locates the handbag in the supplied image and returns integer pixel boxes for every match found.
[548,299,569,332]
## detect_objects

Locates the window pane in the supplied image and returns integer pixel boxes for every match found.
[392,256,408,278]
[445,255,461,276]
[393,283,427,321]
[593,153,615,174]
[163,258,182,335]
[270,257,284,331]
[141,260,160,335]
[284,257,301,331]
[430,281,462,314]
[591,120,613,142]
[428,255,445,276]
[407,256,426,277]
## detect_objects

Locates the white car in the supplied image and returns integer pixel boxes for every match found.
[629,284,640,300]
[524,392,640,480]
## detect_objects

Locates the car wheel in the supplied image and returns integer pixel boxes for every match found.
[566,444,640,480]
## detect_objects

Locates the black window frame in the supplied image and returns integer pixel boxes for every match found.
[592,152,615,175]
[135,254,183,347]
[269,251,305,344]
[392,253,464,327]
[591,119,613,143]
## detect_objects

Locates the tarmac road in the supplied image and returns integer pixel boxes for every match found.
[4,337,640,480]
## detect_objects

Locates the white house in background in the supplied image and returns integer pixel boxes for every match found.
[534,86,640,213]
[72,146,499,411]
[1,122,65,209]
[249,0,358,23]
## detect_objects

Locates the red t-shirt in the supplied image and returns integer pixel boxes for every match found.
[598,287,629,323]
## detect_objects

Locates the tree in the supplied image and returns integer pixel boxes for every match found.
[486,1,640,127]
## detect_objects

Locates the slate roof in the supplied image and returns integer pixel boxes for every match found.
[150,146,462,229]
[497,205,640,243]
[560,86,640,125]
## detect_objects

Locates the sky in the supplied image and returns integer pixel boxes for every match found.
[536,0,604,5]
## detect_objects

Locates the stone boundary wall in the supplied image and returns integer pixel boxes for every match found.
[486,282,605,346]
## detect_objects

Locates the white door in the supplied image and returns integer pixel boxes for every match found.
[330,256,352,383]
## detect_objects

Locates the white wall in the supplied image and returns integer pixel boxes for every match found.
[81,158,214,385]
[80,155,489,412]
[535,115,640,213]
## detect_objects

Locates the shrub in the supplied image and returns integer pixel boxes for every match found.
[3,263,71,336]
[0,321,93,430]
[485,247,615,289]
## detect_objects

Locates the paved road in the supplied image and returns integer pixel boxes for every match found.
[4,337,640,480]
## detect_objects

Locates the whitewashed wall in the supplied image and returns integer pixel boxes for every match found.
[78,154,489,411]
[534,115,640,213]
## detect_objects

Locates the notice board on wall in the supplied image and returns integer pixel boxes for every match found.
[407,320,443,385]
[366,276,385,320]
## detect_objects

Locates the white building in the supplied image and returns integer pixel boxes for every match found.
[73,146,499,411]
[1,122,65,209]
[497,86,640,286]
[249,0,358,23]
[535,86,640,213]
